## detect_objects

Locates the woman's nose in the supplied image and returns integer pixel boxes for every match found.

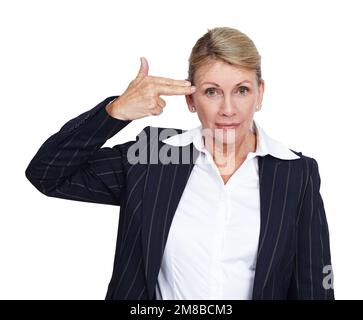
[219,99,236,116]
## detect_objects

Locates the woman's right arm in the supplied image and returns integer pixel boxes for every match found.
[25,57,195,206]
[25,96,134,206]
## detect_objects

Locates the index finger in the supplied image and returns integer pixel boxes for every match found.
[148,75,191,86]
[156,84,196,96]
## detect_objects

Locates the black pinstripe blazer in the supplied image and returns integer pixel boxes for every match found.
[25,96,334,300]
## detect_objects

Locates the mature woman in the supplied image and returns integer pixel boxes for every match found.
[25,27,334,300]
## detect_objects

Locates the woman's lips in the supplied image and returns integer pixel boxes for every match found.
[215,123,240,129]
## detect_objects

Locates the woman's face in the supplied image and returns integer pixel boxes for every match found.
[186,59,264,147]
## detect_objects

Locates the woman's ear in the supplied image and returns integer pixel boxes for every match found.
[258,79,265,106]
[185,93,194,112]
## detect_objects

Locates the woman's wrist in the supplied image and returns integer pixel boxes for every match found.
[105,100,129,121]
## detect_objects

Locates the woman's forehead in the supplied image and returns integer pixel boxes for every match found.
[195,62,256,85]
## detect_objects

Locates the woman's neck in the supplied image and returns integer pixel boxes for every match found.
[203,130,257,173]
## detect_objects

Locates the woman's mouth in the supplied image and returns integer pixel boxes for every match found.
[215,123,240,130]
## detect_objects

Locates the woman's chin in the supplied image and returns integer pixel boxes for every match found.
[201,126,239,148]
[213,130,237,147]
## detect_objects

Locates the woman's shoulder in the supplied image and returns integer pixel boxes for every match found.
[134,125,185,141]
[287,148,321,180]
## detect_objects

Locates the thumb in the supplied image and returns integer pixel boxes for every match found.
[134,56,149,83]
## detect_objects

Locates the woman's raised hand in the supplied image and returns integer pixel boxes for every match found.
[106,57,196,120]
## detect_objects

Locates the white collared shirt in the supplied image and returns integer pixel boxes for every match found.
[155,119,300,300]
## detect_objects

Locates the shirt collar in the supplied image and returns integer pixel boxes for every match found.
[161,119,300,160]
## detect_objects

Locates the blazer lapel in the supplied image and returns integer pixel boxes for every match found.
[141,142,200,299]
[252,155,292,299]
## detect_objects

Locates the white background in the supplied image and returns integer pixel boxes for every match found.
[1,0,362,299]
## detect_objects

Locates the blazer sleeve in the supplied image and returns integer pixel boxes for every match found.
[25,96,134,206]
[287,157,335,299]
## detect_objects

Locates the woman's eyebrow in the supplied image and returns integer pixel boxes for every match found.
[201,81,252,87]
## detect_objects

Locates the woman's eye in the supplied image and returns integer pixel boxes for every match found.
[205,88,218,96]
[239,86,249,95]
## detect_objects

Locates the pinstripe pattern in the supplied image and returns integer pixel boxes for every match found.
[262,162,291,290]
[25,96,334,300]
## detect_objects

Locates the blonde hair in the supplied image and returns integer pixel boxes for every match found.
[187,27,262,85]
